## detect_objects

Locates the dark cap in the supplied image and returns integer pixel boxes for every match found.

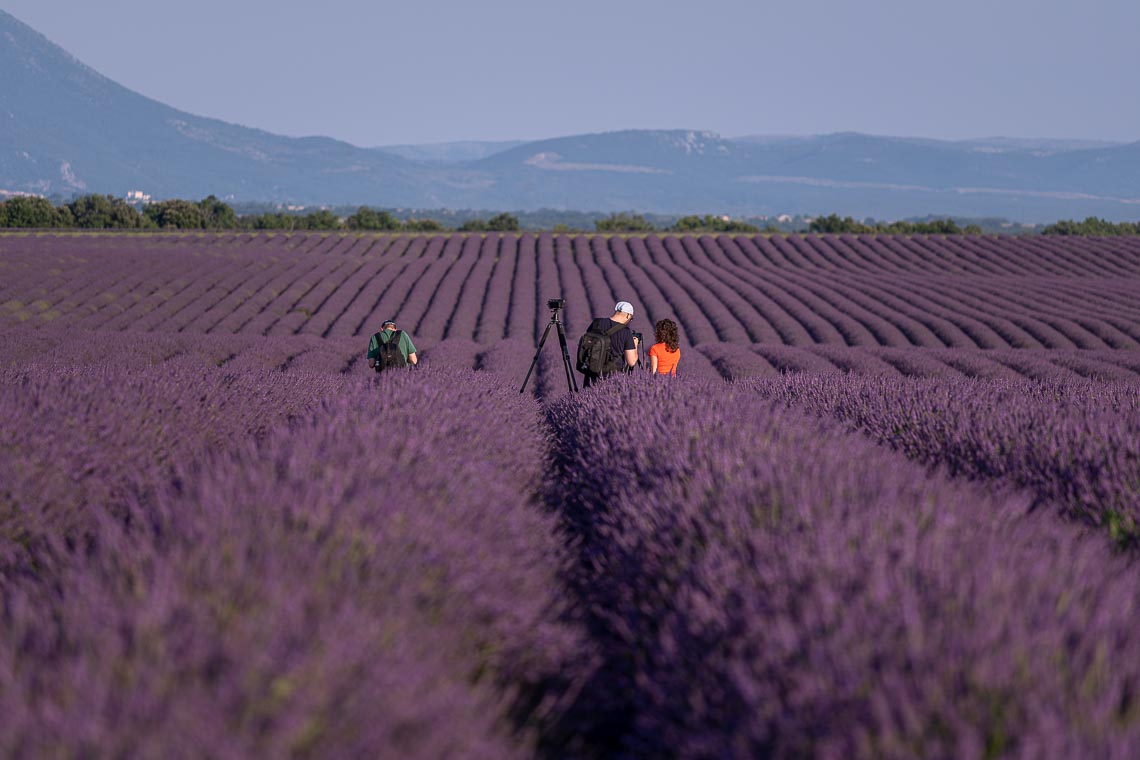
[381,319,396,328]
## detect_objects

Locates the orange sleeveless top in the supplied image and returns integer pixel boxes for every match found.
[648,342,680,375]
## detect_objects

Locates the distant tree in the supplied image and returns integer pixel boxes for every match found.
[248,212,303,230]
[485,212,520,232]
[907,218,962,235]
[810,214,964,235]
[809,214,872,234]
[673,215,707,232]
[458,219,487,232]
[66,195,110,228]
[273,214,300,230]
[403,218,445,232]
[199,195,237,229]
[56,205,76,228]
[1041,216,1140,236]
[1042,220,1082,236]
[298,209,342,230]
[963,224,983,235]
[672,214,758,233]
[596,212,655,232]
[0,201,7,227]
[809,214,838,233]
[242,213,280,230]
[146,199,206,229]
[721,219,760,233]
[2,196,64,228]
[346,207,400,231]
[68,194,146,229]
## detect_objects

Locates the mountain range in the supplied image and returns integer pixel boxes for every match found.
[3,9,1139,222]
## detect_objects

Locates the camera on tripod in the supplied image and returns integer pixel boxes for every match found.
[520,296,578,394]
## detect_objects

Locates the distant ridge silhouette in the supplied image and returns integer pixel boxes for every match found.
[3,9,1139,221]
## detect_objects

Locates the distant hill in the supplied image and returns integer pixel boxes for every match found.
[0,9,435,206]
[374,140,528,163]
[437,130,1140,221]
[3,9,1140,221]
[733,134,1126,154]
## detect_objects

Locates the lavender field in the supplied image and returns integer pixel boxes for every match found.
[4,231,1140,758]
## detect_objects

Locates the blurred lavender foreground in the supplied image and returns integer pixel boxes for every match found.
[753,374,1140,547]
[0,360,580,757]
[547,376,1140,758]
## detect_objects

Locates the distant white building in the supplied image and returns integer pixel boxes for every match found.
[776,214,793,223]
[125,190,152,204]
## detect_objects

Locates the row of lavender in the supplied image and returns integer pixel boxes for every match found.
[749,374,1140,547]
[547,376,1140,757]
[0,361,579,757]
[6,229,1140,277]
[8,327,1140,391]
[4,232,1140,351]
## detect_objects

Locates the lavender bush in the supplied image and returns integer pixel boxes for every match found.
[752,373,1140,546]
[1,366,582,757]
[546,375,1140,757]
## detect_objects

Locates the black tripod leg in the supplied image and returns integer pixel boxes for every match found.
[555,320,579,393]
[519,320,554,394]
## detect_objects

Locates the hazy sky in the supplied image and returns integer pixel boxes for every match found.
[4,0,1139,147]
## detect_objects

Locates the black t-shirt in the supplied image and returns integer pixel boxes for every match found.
[588,317,636,366]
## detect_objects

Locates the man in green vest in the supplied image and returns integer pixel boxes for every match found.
[367,319,419,370]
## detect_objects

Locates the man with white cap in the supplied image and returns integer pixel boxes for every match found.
[580,300,640,387]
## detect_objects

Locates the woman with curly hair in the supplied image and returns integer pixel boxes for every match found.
[648,318,681,375]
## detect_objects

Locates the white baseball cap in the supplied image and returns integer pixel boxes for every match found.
[615,301,634,315]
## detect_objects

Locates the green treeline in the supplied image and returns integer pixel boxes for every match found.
[0,195,238,230]
[0,196,522,233]
[809,213,1140,237]
[1039,217,1140,236]
[807,214,984,236]
[3,195,1139,236]
[592,213,762,233]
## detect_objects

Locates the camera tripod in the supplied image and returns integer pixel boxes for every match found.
[520,300,578,394]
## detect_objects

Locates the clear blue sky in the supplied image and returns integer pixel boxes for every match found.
[4,0,1139,147]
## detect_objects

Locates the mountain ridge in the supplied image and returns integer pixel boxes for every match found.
[3,9,1139,222]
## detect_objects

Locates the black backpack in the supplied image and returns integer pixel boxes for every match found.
[576,322,625,376]
[373,330,407,371]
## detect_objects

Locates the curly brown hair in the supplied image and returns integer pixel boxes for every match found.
[654,318,679,352]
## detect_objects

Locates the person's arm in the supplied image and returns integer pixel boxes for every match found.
[367,335,378,368]
[650,354,659,373]
[623,330,638,368]
[402,333,419,366]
